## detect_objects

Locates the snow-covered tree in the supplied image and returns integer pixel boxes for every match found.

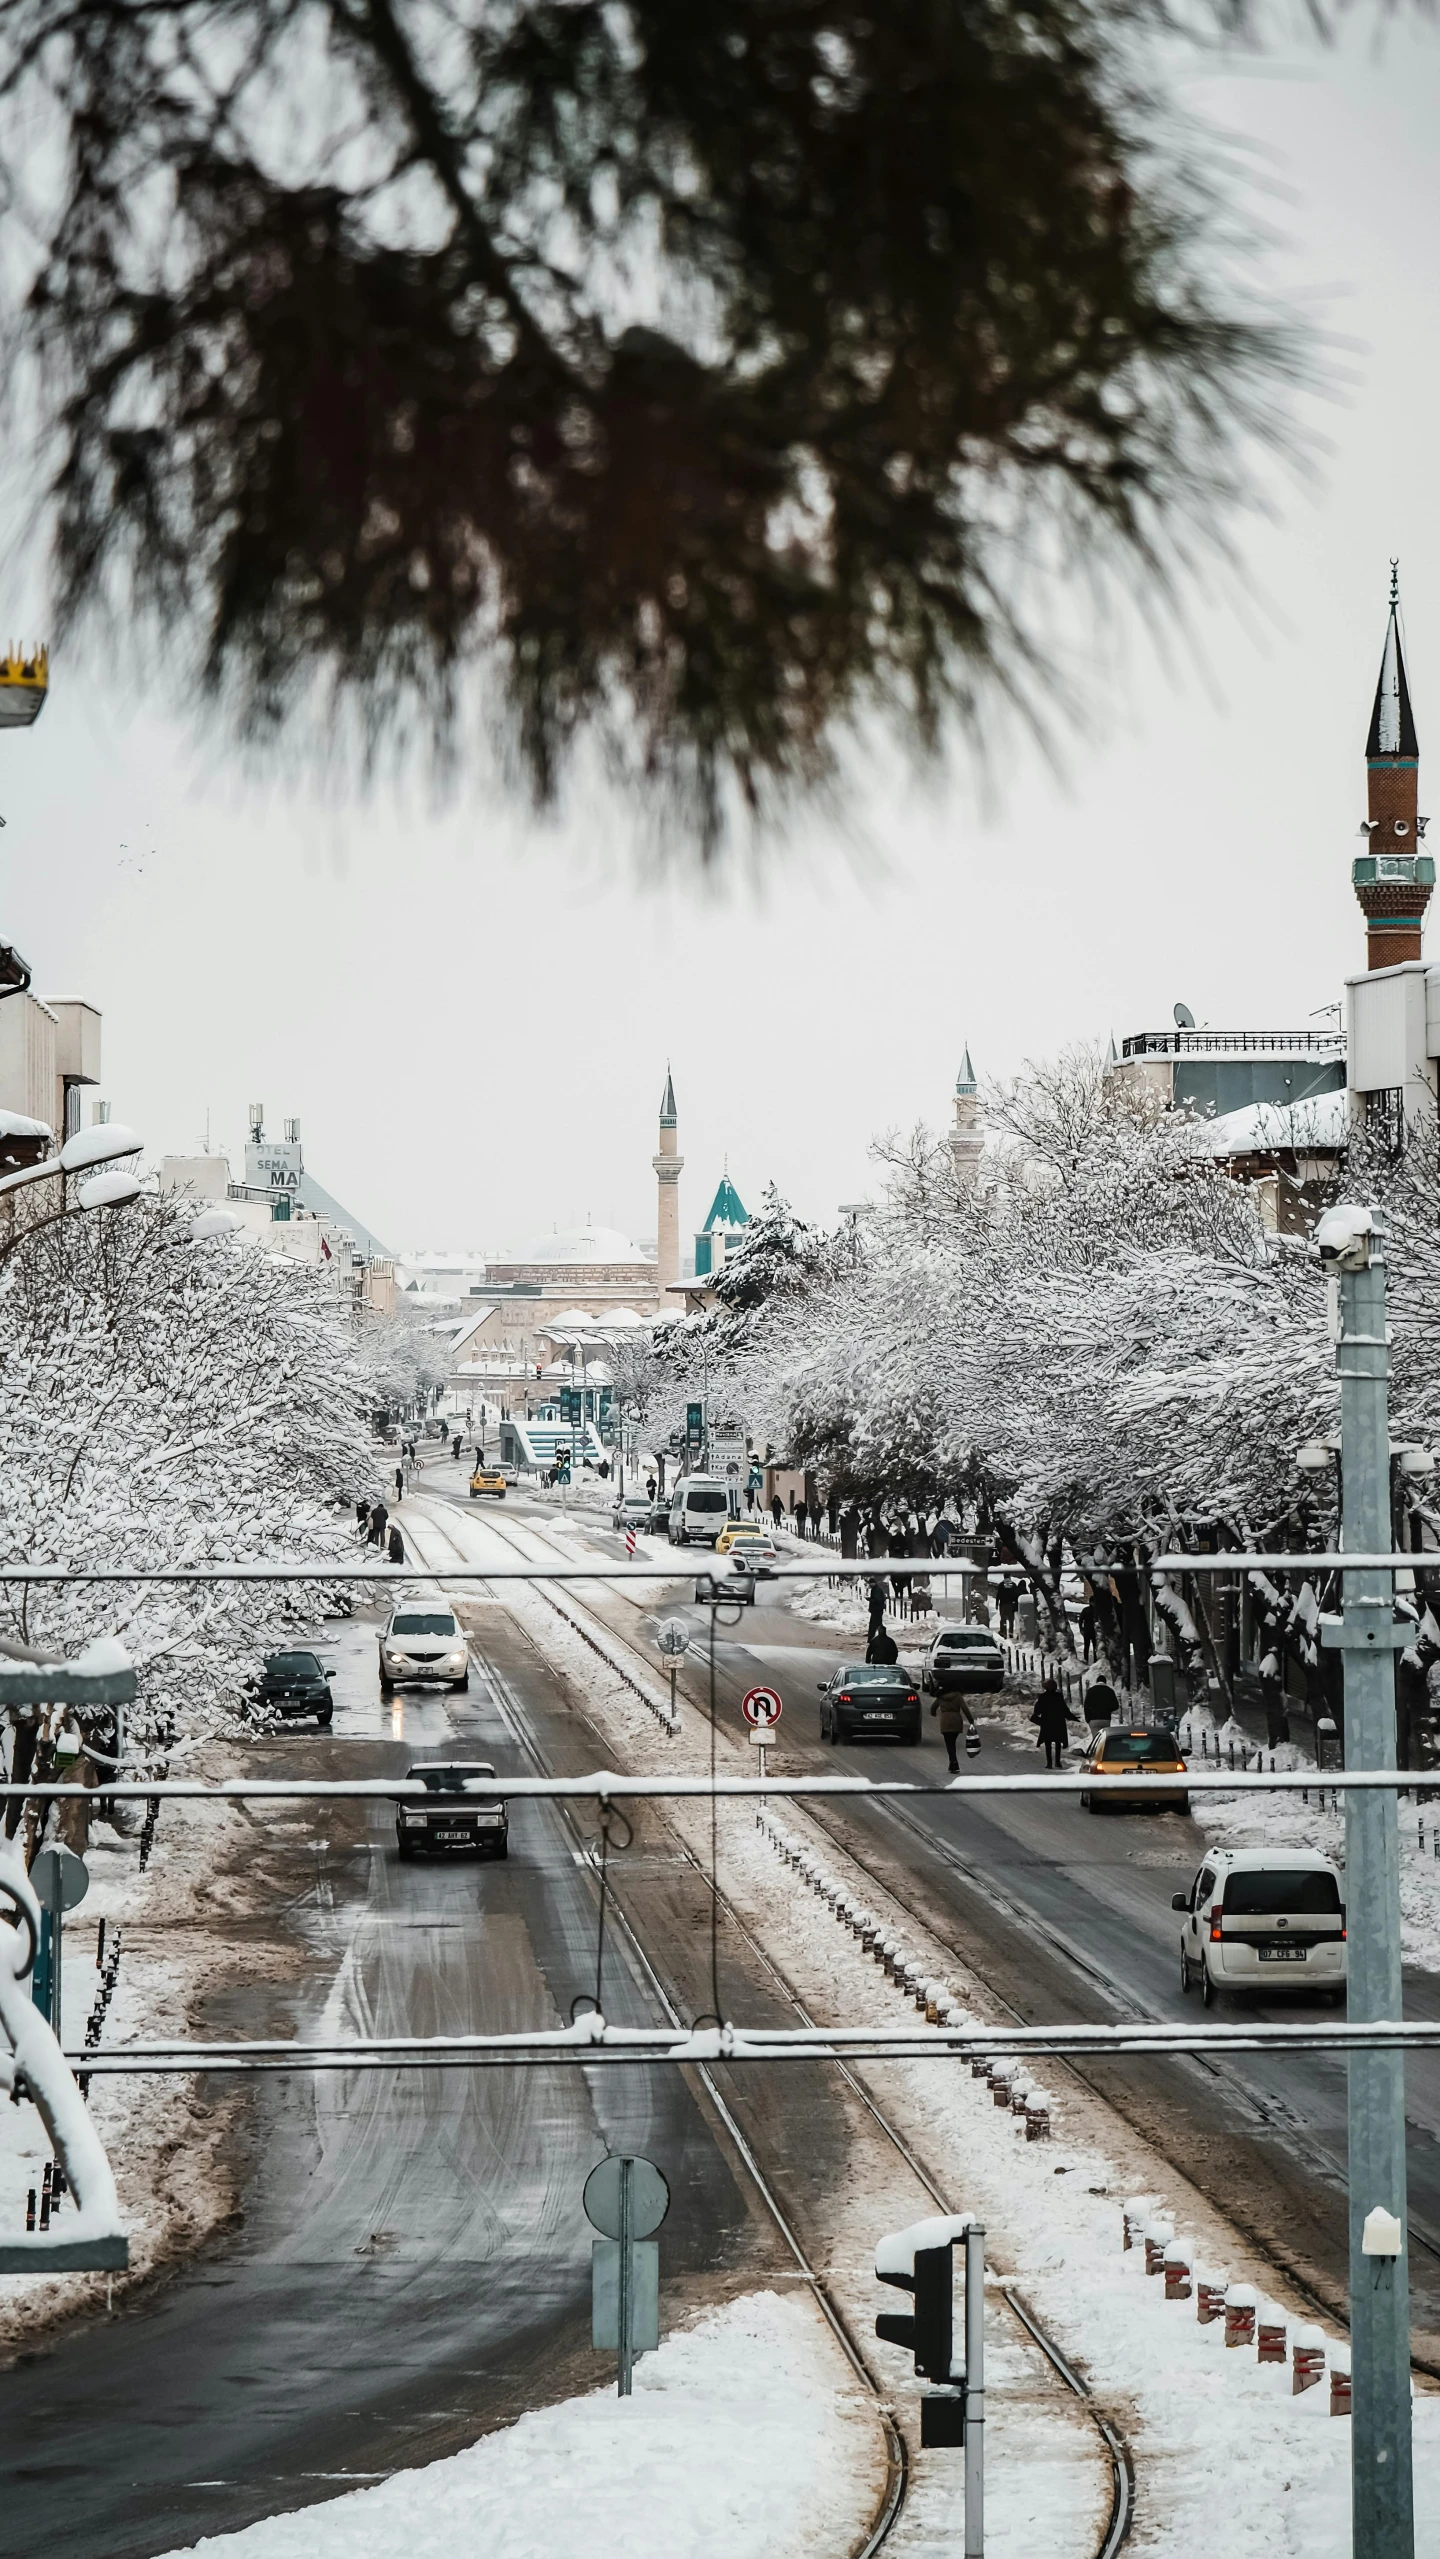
[0,1195,375,1792]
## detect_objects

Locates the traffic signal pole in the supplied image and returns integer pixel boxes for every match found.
[964,2221,984,2558]
[1330,1228,1415,2558]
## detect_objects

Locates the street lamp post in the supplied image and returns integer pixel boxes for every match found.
[1317,1205,1414,2559]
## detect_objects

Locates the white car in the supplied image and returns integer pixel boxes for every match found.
[379,1605,470,1692]
[1174,1846,1346,2007]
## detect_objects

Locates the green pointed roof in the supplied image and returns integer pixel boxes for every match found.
[955,1045,977,1097]
[659,1067,677,1129]
[702,1172,748,1231]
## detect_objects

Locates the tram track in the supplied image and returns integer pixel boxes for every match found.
[406,1494,1135,2559]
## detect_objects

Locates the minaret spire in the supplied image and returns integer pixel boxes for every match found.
[948,1046,983,1191]
[653,1067,684,1293]
[1354,565,1430,971]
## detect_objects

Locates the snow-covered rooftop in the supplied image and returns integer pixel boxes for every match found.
[1203,1092,1349,1158]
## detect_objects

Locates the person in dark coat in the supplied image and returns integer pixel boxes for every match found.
[387,1523,405,1563]
[646,1476,657,1501]
[867,1576,889,1637]
[1083,1675,1119,1730]
[866,1625,899,1666]
[394,1465,404,1503]
[794,1499,808,1541]
[771,1494,783,1530]
[368,1499,388,1548]
[452,1433,462,1461]
[356,1498,370,1542]
[1031,1678,1071,1769]
[1078,1602,1097,1663]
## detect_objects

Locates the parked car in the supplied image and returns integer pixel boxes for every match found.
[1078,1724,1188,1814]
[255,1648,334,1725]
[379,1605,470,1692]
[647,1499,672,1535]
[1175,1847,1346,2006]
[611,1492,654,1534]
[818,1662,923,1745]
[921,1624,1005,1695]
[667,1476,731,1546]
[716,1519,777,1559]
[396,1761,508,1859]
[469,1466,507,1499]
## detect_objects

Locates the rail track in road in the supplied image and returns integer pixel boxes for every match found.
[407,1495,1136,2559]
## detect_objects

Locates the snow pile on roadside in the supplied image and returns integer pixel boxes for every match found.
[788,1579,930,1660]
[153,2290,881,2559]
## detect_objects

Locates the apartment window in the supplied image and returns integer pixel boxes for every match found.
[1365,1086,1405,1157]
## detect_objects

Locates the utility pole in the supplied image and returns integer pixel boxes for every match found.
[1322,1208,1414,2559]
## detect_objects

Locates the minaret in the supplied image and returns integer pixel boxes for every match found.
[1354,565,1430,970]
[947,1047,983,1191]
[653,1067,684,1293]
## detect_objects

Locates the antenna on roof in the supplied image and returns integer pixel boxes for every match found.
[1173,1003,1196,1030]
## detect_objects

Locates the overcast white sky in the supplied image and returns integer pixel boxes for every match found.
[2,17,1438,1258]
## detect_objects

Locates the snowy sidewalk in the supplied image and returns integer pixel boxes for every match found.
[153,2291,885,2559]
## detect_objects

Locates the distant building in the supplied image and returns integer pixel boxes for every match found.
[693,1170,749,1279]
[0,990,105,1160]
[160,1111,395,1310]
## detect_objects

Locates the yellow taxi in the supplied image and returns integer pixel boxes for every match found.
[468,1467,507,1501]
[715,1518,776,1558]
[1079,1724,1188,1814]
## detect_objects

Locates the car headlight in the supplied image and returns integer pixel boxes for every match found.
[401,1812,426,1827]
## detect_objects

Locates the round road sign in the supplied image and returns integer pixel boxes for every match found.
[740,1685,783,1729]
[30,1844,89,1912]
[583,2153,671,2240]
[654,1619,691,1659]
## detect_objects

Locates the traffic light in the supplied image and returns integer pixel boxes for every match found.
[875,2214,969,2448]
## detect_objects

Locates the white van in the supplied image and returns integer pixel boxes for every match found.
[1174,1846,1346,2007]
[667,1476,731,1546]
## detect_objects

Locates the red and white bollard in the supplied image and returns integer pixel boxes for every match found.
[1144,2222,1175,2277]
[1292,2324,1327,2394]
[1124,2196,1159,2251]
[1224,2284,1257,2347]
[1256,2306,1287,2365]
[1330,2349,1352,2417]
[1163,2242,1193,2301]
[1196,2270,1228,2325]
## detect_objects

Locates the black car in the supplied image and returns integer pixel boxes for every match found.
[818,1663,923,1745]
[256,1648,334,1724]
[396,1760,509,1859]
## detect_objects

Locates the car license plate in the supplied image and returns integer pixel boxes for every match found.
[1258,1943,1306,1962]
[434,1829,470,1845]
[864,1713,891,1721]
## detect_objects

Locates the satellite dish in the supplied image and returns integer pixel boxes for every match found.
[1173,1003,1196,1030]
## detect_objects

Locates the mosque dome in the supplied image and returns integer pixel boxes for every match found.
[506,1223,655,1267]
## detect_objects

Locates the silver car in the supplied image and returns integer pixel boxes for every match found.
[379,1605,470,1692]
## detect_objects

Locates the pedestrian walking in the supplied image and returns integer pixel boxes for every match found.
[452,1433,461,1461]
[771,1494,783,1531]
[866,1623,899,1666]
[387,1523,405,1564]
[646,1475,657,1502]
[1259,1650,1289,1750]
[355,1498,370,1542]
[1078,1601,1097,1663]
[1032,1677,1071,1769]
[794,1499,808,1542]
[1083,1674,1119,1730]
[368,1499,388,1548]
[931,1690,979,1772]
[394,1465,404,1503]
[867,1576,889,1638]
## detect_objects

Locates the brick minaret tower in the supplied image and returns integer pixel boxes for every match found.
[653,1068,683,1294]
[1353,565,1430,969]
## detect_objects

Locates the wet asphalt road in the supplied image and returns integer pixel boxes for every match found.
[0,1612,758,2559]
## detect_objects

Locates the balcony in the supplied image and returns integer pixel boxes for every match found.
[1119,1029,1347,1061]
